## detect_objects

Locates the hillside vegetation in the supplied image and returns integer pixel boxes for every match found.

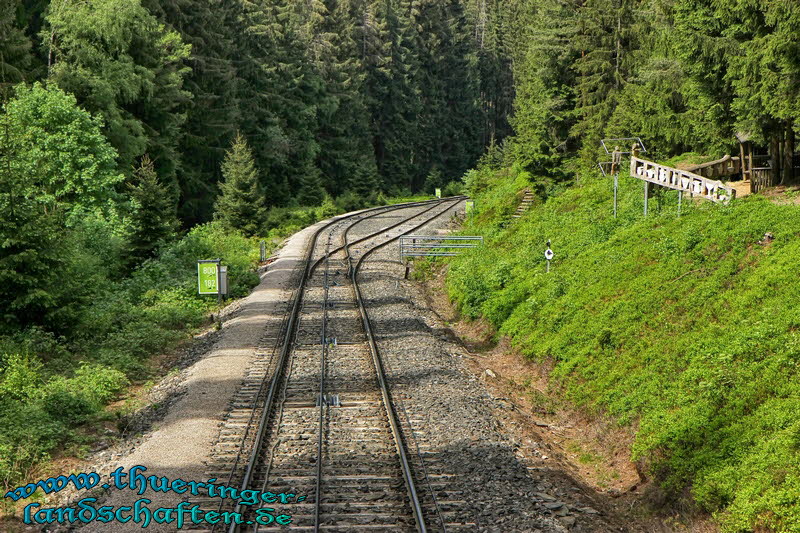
[3,0,498,502]
[448,168,800,531]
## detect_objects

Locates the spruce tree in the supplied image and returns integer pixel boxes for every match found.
[368,0,424,191]
[304,0,380,198]
[214,133,267,236]
[126,155,179,265]
[142,0,243,225]
[46,0,191,195]
[571,0,638,165]
[0,94,65,332]
[506,0,579,178]
[297,172,326,207]
[0,0,33,87]
[236,0,321,206]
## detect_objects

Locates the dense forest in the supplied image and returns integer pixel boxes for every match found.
[0,0,515,503]
[493,0,799,184]
[2,0,800,528]
[1,0,514,225]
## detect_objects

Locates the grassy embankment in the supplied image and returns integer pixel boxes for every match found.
[445,166,800,532]
[0,194,431,512]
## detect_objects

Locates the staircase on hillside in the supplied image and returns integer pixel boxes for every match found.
[512,189,536,219]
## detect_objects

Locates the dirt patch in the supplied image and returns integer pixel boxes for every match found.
[418,263,720,533]
[760,184,800,205]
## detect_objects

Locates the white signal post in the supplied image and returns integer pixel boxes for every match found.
[544,241,554,273]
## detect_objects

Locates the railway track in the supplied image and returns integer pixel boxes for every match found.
[199,198,466,533]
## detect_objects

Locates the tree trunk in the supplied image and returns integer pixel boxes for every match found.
[738,142,747,180]
[784,120,795,185]
[770,133,782,188]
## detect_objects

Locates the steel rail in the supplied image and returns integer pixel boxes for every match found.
[312,224,336,533]
[310,199,459,532]
[226,198,460,533]
[308,196,466,275]
[225,199,443,533]
[345,197,464,533]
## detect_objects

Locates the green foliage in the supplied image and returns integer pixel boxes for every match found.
[443,180,465,197]
[0,353,127,490]
[214,133,267,237]
[447,174,800,531]
[0,190,65,331]
[297,171,325,207]
[141,0,242,225]
[3,82,123,216]
[0,83,129,333]
[500,0,800,178]
[126,155,179,265]
[0,0,34,86]
[0,352,42,401]
[46,0,191,191]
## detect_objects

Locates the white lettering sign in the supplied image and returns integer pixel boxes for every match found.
[629,157,735,204]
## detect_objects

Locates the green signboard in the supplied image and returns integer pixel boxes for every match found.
[435,188,442,198]
[198,260,220,295]
[465,200,475,214]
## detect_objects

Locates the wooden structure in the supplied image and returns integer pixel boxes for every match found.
[684,154,741,180]
[630,157,736,204]
[733,131,800,193]
[512,188,536,218]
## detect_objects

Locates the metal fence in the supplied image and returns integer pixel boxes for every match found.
[399,235,483,259]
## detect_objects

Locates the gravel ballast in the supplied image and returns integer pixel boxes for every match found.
[31,203,636,532]
[355,201,632,532]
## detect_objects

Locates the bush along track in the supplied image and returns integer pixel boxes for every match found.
[0,195,435,516]
[445,166,800,532]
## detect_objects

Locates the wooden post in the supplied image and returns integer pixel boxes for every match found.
[612,146,621,218]
[739,141,748,180]
[644,182,649,217]
[678,191,682,217]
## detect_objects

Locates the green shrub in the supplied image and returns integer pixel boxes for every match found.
[72,364,128,406]
[0,401,63,489]
[447,171,800,531]
[0,353,42,401]
[41,381,96,425]
[443,180,465,197]
[335,191,368,212]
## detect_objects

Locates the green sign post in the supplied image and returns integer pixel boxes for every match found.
[435,188,442,199]
[465,200,475,215]
[198,259,220,296]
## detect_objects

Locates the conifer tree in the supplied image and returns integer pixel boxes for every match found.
[236,0,322,205]
[45,0,191,194]
[214,133,267,236]
[297,172,326,206]
[304,0,380,197]
[126,155,179,265]
[571,0,638,164]
[142,0,243,225]
[0,0,33,86]
[0,92,66,332]
[506,0,579,177]
[365,0,422,191]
